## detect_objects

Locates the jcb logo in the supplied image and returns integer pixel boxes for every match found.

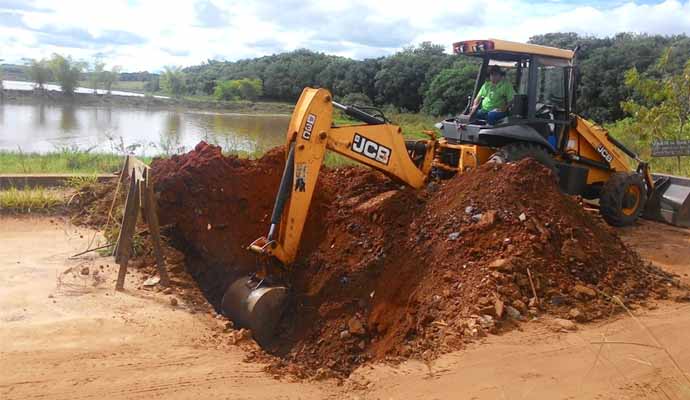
[596,145,613,163]
[302,114,316,140]
[352,133,391,165]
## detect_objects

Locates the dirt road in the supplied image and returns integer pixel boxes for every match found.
[1,216,689,399]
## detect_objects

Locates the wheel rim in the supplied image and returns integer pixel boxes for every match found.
[621,185,641,216]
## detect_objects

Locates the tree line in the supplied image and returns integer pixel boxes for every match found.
[177,32,690,123]
[20,54,122,95]
[7,32,689,126]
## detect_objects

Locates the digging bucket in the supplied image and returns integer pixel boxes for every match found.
[643,173,690,228]
[221,275,288,346]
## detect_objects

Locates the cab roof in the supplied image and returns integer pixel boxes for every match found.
[453,39,574,61]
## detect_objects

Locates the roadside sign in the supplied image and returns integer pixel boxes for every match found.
[652,139,690,157]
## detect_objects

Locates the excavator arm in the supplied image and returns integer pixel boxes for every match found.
[249,87,435,265]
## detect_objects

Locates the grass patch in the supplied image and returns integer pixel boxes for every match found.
[0,187,65,212]
[0,151,151,174]
[77,80,148,94]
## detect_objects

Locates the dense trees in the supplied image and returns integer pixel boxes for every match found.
[179,33,689,122]
[160,66,187,98]
[529,32,690,122]
[611,50,690,174]
[422,60,478,116]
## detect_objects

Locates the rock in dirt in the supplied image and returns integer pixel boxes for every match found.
[505,305,521,320]
[494,299,505,319]
[80,266,90,275]
[674,292,690,302]
[568,307,587,322]
[170,297,178,306]
[348,317,366,335]
[512,299,527,313]
[231,328,252,344]
[477,210,499,228]
[551,318,578,331]
[573,284,597,299]
[143,276,161,287]
[562,239,587,261]
[488,258,513,272]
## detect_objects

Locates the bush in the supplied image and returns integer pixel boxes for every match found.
[28,58,52,90]
[214,78,262,101]
[340,92,373,106]
[49,54,85,95]
[160,66,187,98]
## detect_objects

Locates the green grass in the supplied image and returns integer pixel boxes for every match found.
[606,122,690,176]
[0,187,65,212]
[0,151,152,174]
[76,80,148,94]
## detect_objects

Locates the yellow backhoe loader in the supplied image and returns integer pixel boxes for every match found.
[222,39,690,344]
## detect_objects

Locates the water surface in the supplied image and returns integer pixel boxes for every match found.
[0,102,290,156]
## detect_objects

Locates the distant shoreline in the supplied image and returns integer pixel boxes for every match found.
[0,88,294,115]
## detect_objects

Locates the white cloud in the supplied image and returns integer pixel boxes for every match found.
[0,0,688,71]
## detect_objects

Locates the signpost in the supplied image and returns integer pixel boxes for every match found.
[651,139,690,157]
[652,139,690,176]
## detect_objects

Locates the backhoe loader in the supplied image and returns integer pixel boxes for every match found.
[222,39,690,344]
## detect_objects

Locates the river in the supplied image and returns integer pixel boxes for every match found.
[0,101,290,156]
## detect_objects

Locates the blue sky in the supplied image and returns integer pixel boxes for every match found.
[0,0,689,72]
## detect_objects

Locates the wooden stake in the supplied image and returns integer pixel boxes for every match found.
[142,169,170,287]
[527,267,539,306]
[115,172,140,291]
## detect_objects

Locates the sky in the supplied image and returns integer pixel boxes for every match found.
[0,0,689,72]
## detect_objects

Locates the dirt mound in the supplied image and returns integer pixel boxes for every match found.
[151,144,671,379]
[70,180,124,228]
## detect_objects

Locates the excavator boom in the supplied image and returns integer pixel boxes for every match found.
[250,87,433,265]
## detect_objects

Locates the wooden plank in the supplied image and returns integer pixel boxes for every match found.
[121,155,149,182]
[115,170,141,291]
[142,169,170,287]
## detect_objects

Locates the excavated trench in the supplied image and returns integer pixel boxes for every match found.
[150,141,671,379]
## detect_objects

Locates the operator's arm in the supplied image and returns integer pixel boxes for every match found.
[470,83,486,114]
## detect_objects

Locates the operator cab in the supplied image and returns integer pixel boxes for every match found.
[437,39,576,153]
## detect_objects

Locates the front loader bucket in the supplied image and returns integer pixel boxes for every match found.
[221,275,288,346]
[643,174,690,228]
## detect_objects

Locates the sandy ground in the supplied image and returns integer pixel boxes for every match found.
[1,216,689,399]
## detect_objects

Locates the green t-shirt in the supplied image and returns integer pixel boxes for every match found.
[477,80,515,112]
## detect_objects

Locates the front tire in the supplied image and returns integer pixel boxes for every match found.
[600,172,647,226]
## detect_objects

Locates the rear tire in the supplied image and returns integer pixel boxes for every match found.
[489,142,557,176]
[600,172,647,226]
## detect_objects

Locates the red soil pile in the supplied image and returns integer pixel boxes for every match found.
[151,143,671,379]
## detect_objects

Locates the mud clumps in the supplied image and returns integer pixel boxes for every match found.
[151,143,671,379]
